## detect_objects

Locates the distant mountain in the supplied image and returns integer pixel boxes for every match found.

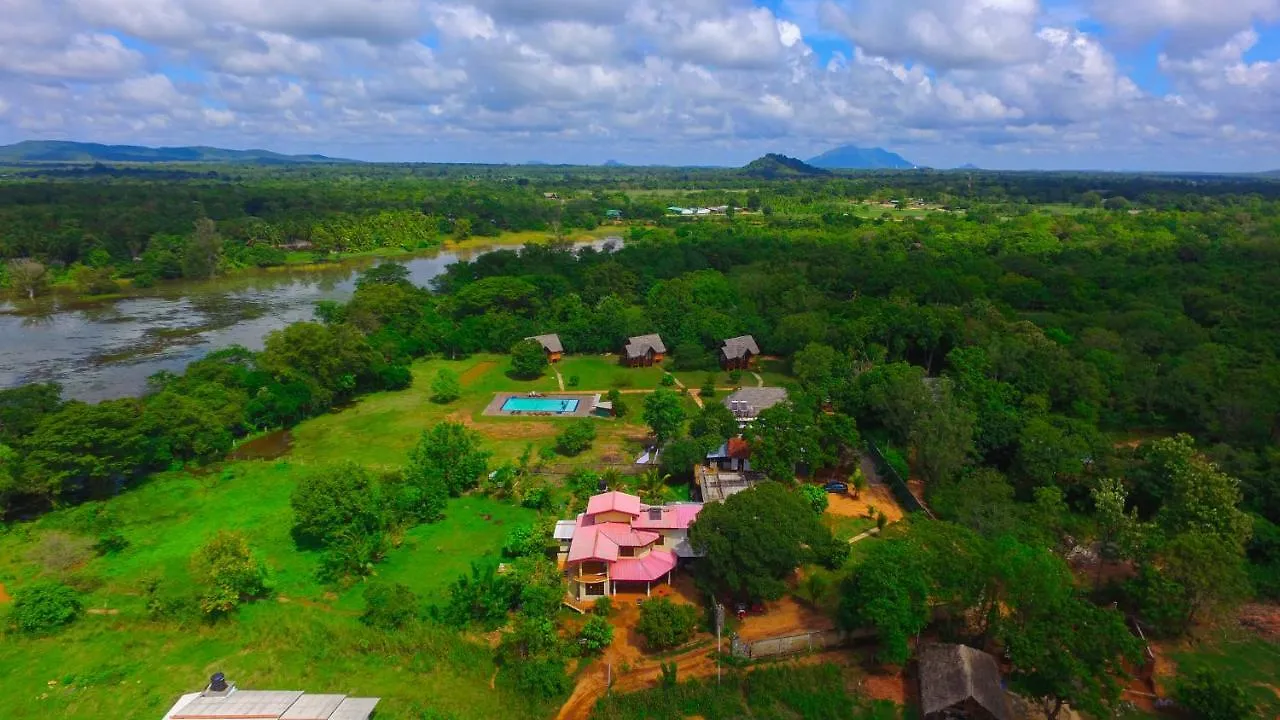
[957,163,982,170]
[807,145,914,170]
[603,159,626,167]
[742,153,830,178]
[0,140,352,164]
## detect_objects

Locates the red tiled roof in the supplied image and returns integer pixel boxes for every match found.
[632,504,702,530]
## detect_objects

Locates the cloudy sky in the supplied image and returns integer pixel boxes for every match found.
[0,0,1278,170]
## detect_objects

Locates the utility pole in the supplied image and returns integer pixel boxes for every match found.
[715,602,725,685]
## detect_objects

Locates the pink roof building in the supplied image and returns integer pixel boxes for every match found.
[560,491,703,601]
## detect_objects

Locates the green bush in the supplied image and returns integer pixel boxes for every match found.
[503,523,549,558]
[593,596,613,617]
[430,369,461,404]
[799,485,828,514]
[7,582,82,634]
[190,530,270,616]
[556,419,597,456]
[361,581,421,630]
[567,375,580,388]
[507,657,570,699]
[607,388,628,418]
[636,598,700,651]
[1175,668,1255,720]
[661,373,676,387]
[578,615,614,655]
[881,446,909,480]
[698,374,717,399]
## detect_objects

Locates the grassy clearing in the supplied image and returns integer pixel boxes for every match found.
[556,354,665,391]
[1171,632,1280,717]
[825,515,878,542]
[0,352,677,720]
[292,354,653,468]
[0,458,543,720]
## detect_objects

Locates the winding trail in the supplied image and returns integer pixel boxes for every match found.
[751,371,764,387]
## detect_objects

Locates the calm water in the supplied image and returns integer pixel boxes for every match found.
[0,238,619,401]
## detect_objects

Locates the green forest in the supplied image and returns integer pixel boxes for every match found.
[1,164,1278,719]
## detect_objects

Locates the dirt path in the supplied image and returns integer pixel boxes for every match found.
[670,371,701,407]
[0,583,10,604]
[459,361,497,386]
[751,372,764,387]
[848,528,882,544]
[554,366,566,391]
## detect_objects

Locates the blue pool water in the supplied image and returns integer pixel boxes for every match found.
[502,397,580,413]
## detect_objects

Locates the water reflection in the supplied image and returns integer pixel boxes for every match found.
[0,238,618,401]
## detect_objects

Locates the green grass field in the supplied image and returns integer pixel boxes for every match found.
[0,352,672,720]
[1172,632,1280,717]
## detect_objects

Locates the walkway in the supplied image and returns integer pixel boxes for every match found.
[751,371,764,387]
[670,375,703,408]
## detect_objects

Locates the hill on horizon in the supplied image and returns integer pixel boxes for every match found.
[742,153,830,178]
[807,145,915,170]
[0,140,353,164]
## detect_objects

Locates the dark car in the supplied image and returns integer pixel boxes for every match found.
[822,481,849,494]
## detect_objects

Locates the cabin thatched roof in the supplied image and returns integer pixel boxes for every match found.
[720,335,760,360]
[625,334,665,358]
[527,334,563,353]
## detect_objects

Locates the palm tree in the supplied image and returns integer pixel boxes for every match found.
[634,468,672,503]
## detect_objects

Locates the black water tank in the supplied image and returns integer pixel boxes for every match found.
[210,673,228,692]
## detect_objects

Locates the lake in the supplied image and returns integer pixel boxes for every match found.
[0,238,620,401]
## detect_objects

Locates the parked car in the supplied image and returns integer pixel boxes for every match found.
[823,481,849,494]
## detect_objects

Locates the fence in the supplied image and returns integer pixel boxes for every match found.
[864,441,935,519]
[729,628,875,660]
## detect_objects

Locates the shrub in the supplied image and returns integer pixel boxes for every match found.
[508,657,571,699]
[661,373,676,387]
[1175,668,1255,720]
[882,446,909,480]
[190,531,270,616]
[593,596,613,617]
[556,419,597,456]
[567,375,580,388]
[636,598,700,650]
[799,485,828,514]
[7,582,82,634]
[607,388,628,418]
[699,374,717,398]
[660,661,678,688]
[361,582,421,630]
[429,369,461,403]
[578,615,614,655]
[503,523,550,558]
[728,370,743,385]
[510,339,549,379]
[25,531,94,578]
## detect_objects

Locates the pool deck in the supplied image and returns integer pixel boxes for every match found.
[483,392,601,418]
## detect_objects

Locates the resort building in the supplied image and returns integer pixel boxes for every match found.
[719,335,760,370]
[162,674,379,720]
[558,491,702,600]
[526,333,564,362]
[623,334,666,367]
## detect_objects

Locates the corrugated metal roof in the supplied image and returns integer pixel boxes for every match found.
[553,519,578,540]
[526,334,563,353]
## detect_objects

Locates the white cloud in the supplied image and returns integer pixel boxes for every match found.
[1091,0,1280,51]
[0,32,144,82]
[822,0,1043,68]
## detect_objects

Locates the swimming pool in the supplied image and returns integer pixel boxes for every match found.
[501,397,581,414]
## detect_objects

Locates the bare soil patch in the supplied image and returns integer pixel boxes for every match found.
[0,583,10,604]
[736,594,835,641]
[825,485,905,523]
[459,361,497,385]
[862,671,908,705]
[1238,603,1280,640]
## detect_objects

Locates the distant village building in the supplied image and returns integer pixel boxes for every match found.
[623,334,666,367]
[558,491,702,600]
[918,644,1011,720]
[605,209,623,220]
[719,335,760,370]
[162,674,379,720]
[526,333,563,362]
[723,386,788,426]
[543,192,560,200]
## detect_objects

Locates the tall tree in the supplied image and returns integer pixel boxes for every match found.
[690,482,845,601]
[406,421,491,497]
[642,388,686,444]
[6,259,48,299]
[181,218,224,280]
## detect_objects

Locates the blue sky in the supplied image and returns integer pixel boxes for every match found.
[1,0,1279,170]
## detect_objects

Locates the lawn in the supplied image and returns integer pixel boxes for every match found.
[1171,632,1280,717]
[0,352,667,720]
[556,354,665,391]
[0,459,545,720]
[293,354,653,468]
